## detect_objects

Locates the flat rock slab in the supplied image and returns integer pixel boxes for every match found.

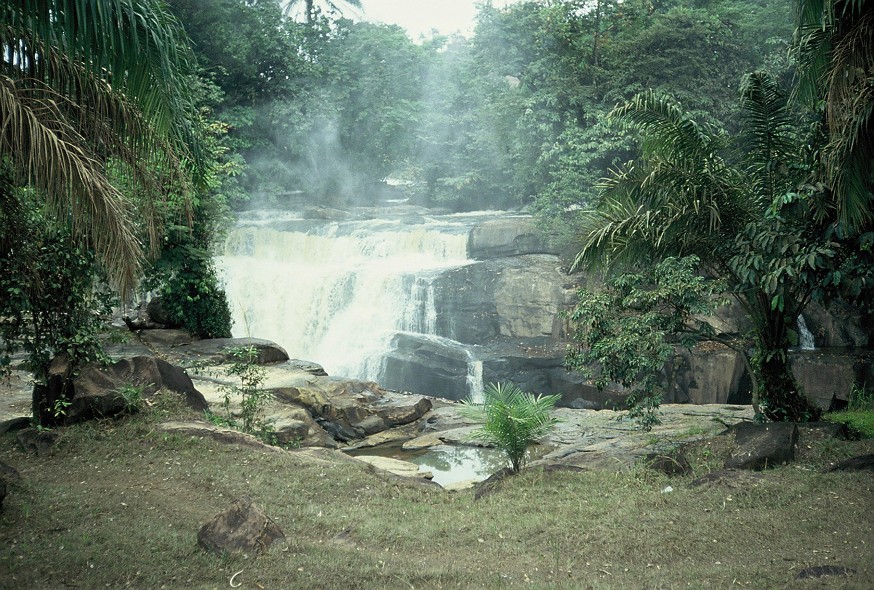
[352,455,433,480]
[156,421,283,453]
[165,338,290,367]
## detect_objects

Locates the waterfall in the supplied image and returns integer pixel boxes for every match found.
[218,210,475,381]
[466,359,484,403]
[796,314,816,350]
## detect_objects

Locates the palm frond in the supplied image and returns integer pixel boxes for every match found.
[1,0,206,183]
[0,75,141,292]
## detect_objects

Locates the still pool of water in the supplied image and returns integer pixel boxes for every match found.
[348,443,510,487]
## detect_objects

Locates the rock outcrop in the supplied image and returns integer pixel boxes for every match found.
[33,354,207,426]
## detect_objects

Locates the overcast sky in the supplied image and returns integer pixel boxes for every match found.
[357,1,520,39]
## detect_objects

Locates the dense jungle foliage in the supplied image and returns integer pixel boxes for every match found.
[1,0,871,424]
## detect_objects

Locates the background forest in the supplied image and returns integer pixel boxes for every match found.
[171,0,796,220]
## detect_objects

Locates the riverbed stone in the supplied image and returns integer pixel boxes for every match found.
[352,455,433,480]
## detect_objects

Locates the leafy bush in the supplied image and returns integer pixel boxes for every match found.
[1,188,114,425]
[460,382,560,473]
[144,239,233,339]
[215,346,275,444]
[565,256,723,431]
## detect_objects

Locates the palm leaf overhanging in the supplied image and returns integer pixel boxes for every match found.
[572,91,742,274]
[793,0,873,232]
[0,0,204,294]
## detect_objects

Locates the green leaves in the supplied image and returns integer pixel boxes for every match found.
[1,0,207,294]
[460,382,559,473]
[566,256,724,430]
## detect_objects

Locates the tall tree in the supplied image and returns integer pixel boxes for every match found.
[280,0,362,24]
[1,0,204,294]
[571,74,837,421]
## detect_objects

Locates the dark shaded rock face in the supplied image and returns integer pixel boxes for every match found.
[380,333,471,400]
[34,354,207,426]
[197,496,285,555]
[789,349,874,409]
[724,422,798,470]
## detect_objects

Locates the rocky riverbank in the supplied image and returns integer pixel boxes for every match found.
[10,330,862,492]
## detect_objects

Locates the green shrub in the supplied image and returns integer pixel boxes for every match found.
[215,346,275,444]
[460,382,560,473]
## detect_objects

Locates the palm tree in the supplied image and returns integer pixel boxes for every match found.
[0,0,204,295]
[280,0,363,24]
[793,0,873,233]
[573,73,829,421]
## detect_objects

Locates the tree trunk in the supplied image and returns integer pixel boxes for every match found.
[756,347,822,422]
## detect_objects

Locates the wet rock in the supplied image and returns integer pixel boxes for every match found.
[724,422,798,470]
[197,496,285,555]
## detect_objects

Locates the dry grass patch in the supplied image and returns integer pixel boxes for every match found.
[1,398,872,589]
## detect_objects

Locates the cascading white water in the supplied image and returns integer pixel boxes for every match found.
[796,314,816,350]
[218,210,479,382]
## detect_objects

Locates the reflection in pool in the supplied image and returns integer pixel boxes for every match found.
[348,443,510,487]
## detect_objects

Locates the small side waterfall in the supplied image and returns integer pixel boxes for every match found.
[466,359,484,403]
[796,314,816,350]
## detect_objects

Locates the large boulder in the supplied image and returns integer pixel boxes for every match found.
[34,354,207,426]
[271,375,431,442]
[433,255,577,344]
[197,496,285,555]
[724,422,798,470]
[467,217,556,259]
[166,338,290,367]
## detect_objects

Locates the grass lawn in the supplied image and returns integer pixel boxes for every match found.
[1,393,872,590]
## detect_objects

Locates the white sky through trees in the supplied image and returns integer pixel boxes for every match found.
[358,0,520,39]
